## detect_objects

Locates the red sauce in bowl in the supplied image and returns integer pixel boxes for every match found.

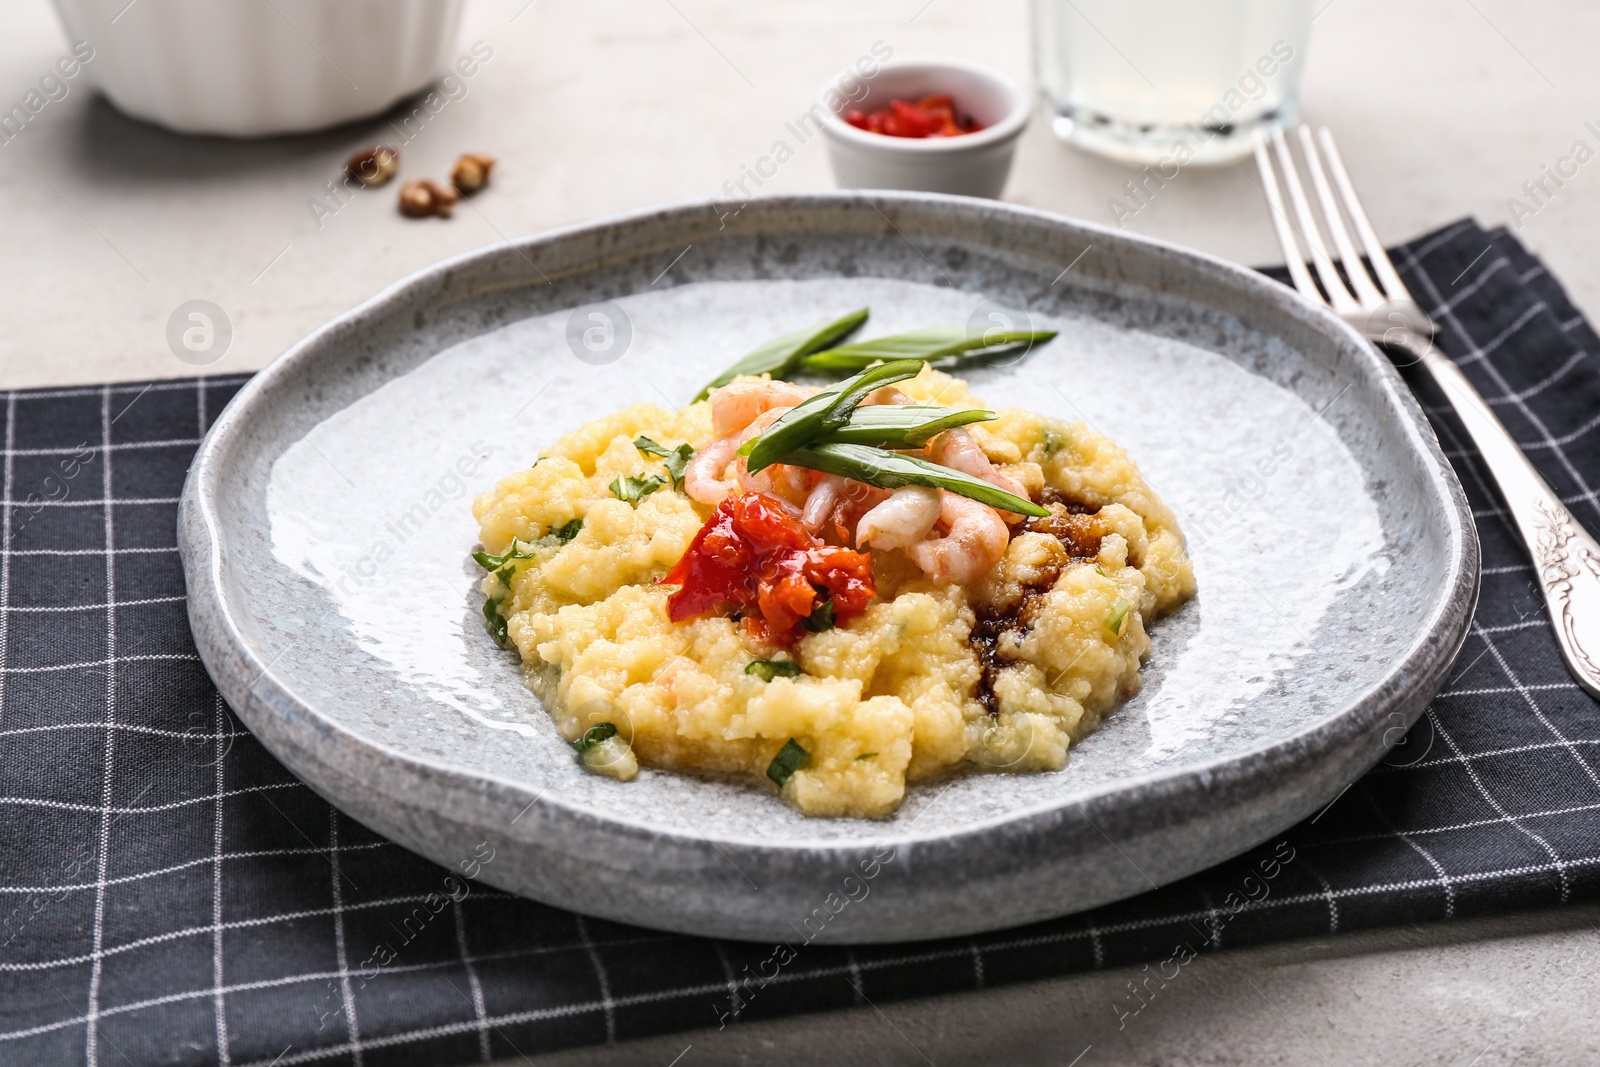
[844,94,985,138]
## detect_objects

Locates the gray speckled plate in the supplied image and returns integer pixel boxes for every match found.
[178,193,1477,943]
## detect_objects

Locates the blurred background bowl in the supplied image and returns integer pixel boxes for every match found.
[50,0,465,137]
[819,56,1029,199]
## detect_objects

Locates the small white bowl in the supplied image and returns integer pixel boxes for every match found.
[50,0,466,138]
[818,57,1029,199]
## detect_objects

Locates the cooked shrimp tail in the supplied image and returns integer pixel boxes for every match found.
[907,491,1009,585]
[856,486,942,551]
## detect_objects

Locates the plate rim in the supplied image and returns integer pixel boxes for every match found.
[179,193,1479,861]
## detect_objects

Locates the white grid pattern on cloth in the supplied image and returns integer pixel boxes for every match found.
[448,898,491,1063]
[2,228,1600,1065]
[1404,245,1600,525]
[210,692,230,1067]
[82,386,119,1067]
[327,812,363,1067]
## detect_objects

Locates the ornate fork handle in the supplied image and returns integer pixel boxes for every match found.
[1409,337,1600,697]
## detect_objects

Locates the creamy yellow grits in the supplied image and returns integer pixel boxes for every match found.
[471,368,1195,818]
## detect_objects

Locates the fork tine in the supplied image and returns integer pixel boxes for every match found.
[1316,127,1412,302]
[1269,127,1360,315]
[1252,131,1322,303]
[1297,125,1386,308]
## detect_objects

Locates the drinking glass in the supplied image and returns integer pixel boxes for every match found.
[1031,0,1314,165]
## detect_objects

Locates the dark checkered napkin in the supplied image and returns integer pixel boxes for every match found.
[3,220,1598,1066]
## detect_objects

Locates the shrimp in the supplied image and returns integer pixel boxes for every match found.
[734,407,818,508]
[686,396,813,507]
[929,428,1030,501]
[683,434,741,506]
[709,380,812,437]
[856,487,943,551]
[802,475,848,534]
[864,385,915,406]
[827,481,891,545]
[908,491,1009,585]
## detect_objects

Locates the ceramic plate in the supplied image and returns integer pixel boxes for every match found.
[179,194,1477,943]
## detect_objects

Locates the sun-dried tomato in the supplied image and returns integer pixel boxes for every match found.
[660,492,875,644]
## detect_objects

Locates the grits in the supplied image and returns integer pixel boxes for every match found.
[472,368,1195,818]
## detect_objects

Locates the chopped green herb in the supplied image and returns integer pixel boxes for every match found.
[783,442,1049,517]
[661,445,693,490]
[820,405,996,448]
[801,327,1058,374]
[472,520,581,575]
[745,659,802,682]
[1094,564,1107,577]
[634,436,695,490]
[1107,597,1132,635]
[802,599,835,633]
[1042,430,1064,457]
[472,538,537,572]
[609,473,665,505]
[766,738,810,787]
[548,518,584,544]
[694,308,869,401]
[572,722,618,753]
[744,359,924,473]
[482,590,510,646]
[856,752,877,761]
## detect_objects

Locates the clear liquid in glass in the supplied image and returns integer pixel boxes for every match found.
[1031,0,1313,165]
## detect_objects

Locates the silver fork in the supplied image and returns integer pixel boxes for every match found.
[1255,124,1600,700]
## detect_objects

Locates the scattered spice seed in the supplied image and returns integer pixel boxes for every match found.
[451,152,496,194]
[398,179,459,218]
[345,144,399,187]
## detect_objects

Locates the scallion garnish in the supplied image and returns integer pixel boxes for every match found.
[1107,597,1132,635]
[745,659,802,682]
[800,326,1058,374]
[782,442,1049,517]
[819,404,996,448]
[694,308,869,401]
[744,359,923,474]
[572,722,618,753]
[609,473,665,505]
[819,359,926,430]
[802,599,835,632]
[766,738,810,787]
[856,752,877,761]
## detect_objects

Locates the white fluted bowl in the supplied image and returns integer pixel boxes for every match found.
[50,0,466,137]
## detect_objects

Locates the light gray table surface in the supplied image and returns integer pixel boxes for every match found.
[4,1,1598,1063]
